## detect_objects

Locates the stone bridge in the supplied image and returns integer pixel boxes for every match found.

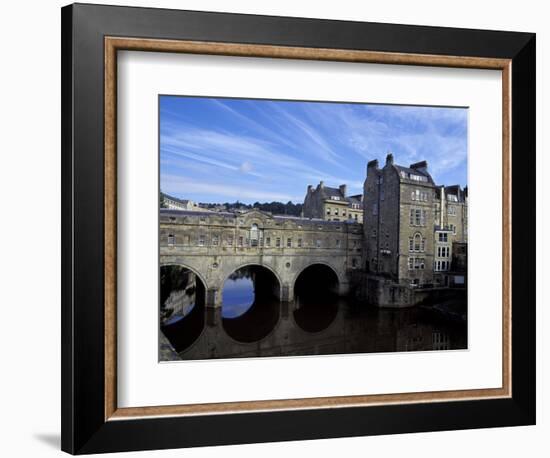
[160,209,363,307]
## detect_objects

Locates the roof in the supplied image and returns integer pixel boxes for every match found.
[394,164,435,186]
[161,192,191,205]
[348,194,362,204]
[160,208,360,225]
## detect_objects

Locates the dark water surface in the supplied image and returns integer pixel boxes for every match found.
[160,267,467,361]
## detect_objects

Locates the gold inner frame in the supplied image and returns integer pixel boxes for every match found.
[104,37,512,421]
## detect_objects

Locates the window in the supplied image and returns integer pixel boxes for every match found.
[265,237,271,247]
[379,176,384,184]
[238,236,244,246]
[450,224,456,234]
[438,232,448,243]
[334,208,339,216]
[373,203,378,215]
[354,214,358,221]
[276,237,281,247]
[409,208,426,226]
[212,235,219,246]
[336,239,341,248]
[298,238,302,247]
[227,236,233,246]
[415,233,424,252]
[316,239,321,248]
[437,246,450,258]
[287,238,292,248]
[372,229,377,237]
[409,174,427,182]
[167,234,175,246]
[250,224,259,247]
[408,257,414,270]
[380,190,385,201]
[198,235,206,246]
[448,205,456,216]
[414,257,425,269]
[352,258,357,267]
[409,238,414,251]
[447,194,458,202]
[326,208,331,215]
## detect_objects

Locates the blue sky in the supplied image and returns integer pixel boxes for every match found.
[160,96,467,204]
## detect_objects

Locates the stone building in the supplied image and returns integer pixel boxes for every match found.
[302,181,364,222]
[362,153,468,291]
[161,192,202,211]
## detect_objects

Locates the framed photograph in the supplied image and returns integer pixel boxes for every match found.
[61,3,536,454]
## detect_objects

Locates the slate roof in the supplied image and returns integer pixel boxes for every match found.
[320,186,348,201]
[394,164,436,186]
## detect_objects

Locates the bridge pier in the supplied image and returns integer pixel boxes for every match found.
[338,281,350,297]
[281,283,294,303]
[205,288,222,308]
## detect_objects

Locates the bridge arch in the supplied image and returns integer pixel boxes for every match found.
[160,261,209,291]
[221,261,283,293]
[220,263,283,343]
[292,261,343,291]
[159,263,207,356]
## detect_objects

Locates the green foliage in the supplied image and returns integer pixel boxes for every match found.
[200,200,303,216]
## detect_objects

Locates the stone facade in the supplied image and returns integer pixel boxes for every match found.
[362,153,468,290]
[160,155,467,308]
[160,209,363,307]
[302,181,364,223]
[162,192,203,211]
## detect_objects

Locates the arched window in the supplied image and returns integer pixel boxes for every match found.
[413,233,423,252]
[167,234,175,246]
[249,223,264,247]
[250,224,259,247]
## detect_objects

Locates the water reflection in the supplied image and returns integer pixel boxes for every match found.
[160,265,205,356]
[221,274,255,318]
[293,293,339,333]
[222,267,280,343]
[159,265,467,362]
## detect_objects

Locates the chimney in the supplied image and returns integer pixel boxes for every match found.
[339,184,347,197]
[386,152,394,165]
[410,160,428,174]
[319,181,324,188]
[367,159,379,170]
[307,184,313,193]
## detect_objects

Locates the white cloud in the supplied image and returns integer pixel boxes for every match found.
[239,161,253,173]
[162,174,302,202]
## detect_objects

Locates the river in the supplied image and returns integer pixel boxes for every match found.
[160,266,467,361]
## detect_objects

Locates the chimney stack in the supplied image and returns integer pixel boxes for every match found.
[339,184,347,197]
[386,152,394,165]
[307,184,313,193]
[367,159,379,170]
[319,181,324,188]
[410,160,428,174]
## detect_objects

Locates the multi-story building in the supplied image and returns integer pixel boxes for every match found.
[362,153,467,289]
[302,182,364,222]
[161,192,203,211]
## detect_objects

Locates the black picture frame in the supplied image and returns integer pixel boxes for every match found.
[61,3,535,454]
